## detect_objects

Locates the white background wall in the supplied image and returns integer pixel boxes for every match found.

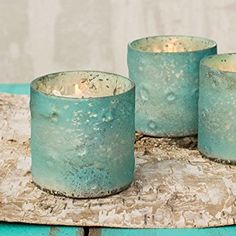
[0,0,236,83]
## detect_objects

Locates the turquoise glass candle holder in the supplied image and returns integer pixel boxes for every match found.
[30,71,135,198]
[198,53,236,163]
[128,35,217,137]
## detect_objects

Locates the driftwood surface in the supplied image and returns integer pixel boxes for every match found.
[1,93,236,228]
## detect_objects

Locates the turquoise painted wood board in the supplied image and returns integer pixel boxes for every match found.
[89,226,236,236]
[0,83,29,95]
[0,223,84,236]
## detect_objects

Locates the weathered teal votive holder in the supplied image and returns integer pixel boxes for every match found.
[30,71,135,198]
[199,53,236,163]
[128,35,217,137]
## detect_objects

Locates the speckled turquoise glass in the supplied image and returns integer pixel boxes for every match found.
[198,54,236,162]
[128,35,217,137]
[30,71,135,198]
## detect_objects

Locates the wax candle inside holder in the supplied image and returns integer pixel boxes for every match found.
[198,53,236,163]
[128,35,217,137]
[30,71,135,198]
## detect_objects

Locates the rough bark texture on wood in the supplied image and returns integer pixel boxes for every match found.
[1,93,236,228]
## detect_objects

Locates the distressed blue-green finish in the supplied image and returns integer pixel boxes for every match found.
[0,83,29,94]
[128,35,217,137]
[95,226,236,236]
[0,223,83,236]
[198,53,236,162]
[30,71,135,198]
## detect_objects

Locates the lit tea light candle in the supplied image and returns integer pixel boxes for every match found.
[198,53,236,163]
[30,71,135,198]
[128,35,217,137]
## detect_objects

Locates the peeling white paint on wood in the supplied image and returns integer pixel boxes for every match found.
[1,94,236,228]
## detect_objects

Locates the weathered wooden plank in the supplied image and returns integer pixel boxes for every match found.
[0,223,84,236]
[1,93,236,228]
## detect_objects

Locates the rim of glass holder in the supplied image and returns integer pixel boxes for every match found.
[31,70,135,101]
[200,53,236,74]
[128,35,217,54]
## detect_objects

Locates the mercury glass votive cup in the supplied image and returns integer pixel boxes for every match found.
[128,35,217,137]
[30,71,135,198]
[198,53,236,163]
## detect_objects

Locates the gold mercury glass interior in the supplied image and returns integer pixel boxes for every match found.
[202,54,236,73]
[32,72,134,98]
[131,36,216,53]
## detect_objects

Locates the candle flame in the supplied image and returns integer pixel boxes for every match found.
[74,81,88,97]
